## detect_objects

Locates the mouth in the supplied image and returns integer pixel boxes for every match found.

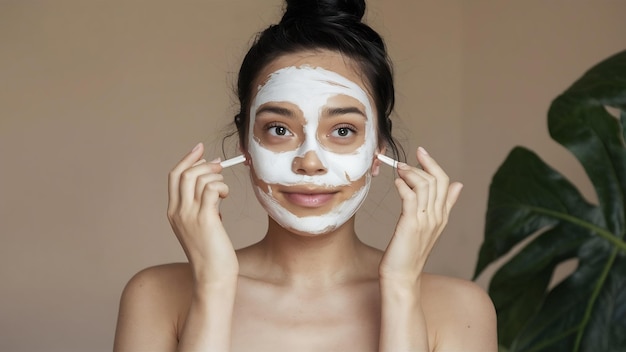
[281,186,339,208]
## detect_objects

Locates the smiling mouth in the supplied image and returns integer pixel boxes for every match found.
[282,189,339,208]
[281,184,340,194]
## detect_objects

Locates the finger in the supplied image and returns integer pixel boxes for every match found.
[397,163,433,215]
[446,182,463,211]
[179,160,223,209]
[168,143,204,207]
[394,177,417,216]
[199,181,230,218]
[192,158,207,167]
[416,147,450,215]
[195,173,225,202]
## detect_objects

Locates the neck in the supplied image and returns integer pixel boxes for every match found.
[251,216,374,288]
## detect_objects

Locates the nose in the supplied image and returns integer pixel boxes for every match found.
[292,150,327,176]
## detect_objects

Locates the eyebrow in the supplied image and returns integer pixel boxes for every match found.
[323,106,367,120]
[255,105,296,118]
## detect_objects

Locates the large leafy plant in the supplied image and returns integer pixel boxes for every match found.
[474,50,626,352]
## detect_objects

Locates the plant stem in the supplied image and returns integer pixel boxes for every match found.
[527,206,626,252]
[572,247,619,352]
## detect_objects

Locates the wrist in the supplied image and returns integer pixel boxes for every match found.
[378,276,428,352]
[380,277,420,300]
[192,269,238,296]
[190,279,238,310]
[191,263,239,286]
[379,270,421,286]
[194,275,238,291]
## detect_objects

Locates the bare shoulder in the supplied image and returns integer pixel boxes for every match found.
[421,273,494,312]
[120,263,193,321]
[124,262,193,292]
[113,263,193,352]
[421,273,498,352]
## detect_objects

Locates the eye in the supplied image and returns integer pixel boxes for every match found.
[266,123,293,137]
[330,124,357,138]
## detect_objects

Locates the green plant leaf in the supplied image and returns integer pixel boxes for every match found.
[474,147,603,277]
[510,238,614,351]
[489,224,588,347]
[507,240,626,352]
[578,251,626,352]
[549,50,626,237]
[474,49,626,352]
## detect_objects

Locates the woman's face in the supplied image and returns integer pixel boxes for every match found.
[245,51,380,235]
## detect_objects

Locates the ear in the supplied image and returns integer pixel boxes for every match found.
[371,146,386,177]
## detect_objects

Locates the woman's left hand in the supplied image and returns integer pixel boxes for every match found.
[379,146,463,284]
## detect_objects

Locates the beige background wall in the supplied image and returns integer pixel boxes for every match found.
[1,1,624,351]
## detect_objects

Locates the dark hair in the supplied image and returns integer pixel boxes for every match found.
[234,0,404,160]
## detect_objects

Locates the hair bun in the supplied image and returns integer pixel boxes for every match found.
[282,0,366,23]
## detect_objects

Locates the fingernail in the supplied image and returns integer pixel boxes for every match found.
[209,157,221,163]
[418,146,429,155]
[191,143,202,152]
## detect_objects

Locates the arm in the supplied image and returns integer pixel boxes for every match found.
[169,143,239,350]
[378,147,463,352]
[114,143,239,352]
[379,277,429,351]
[177,279,238,351]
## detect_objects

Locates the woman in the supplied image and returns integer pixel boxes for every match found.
[113,0,497,351]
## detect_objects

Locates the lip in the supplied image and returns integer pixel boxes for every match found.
[283,192,336,208]
[281,186,339,208]
[282,184,338,194]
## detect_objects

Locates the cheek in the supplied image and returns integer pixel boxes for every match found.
[247,139,299,184]
[320,122,377,182]
[323,151,374,182]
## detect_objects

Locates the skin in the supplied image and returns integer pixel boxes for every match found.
[113,51,498,352]
[248,64,377,235]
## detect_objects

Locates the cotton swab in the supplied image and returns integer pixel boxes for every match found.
[219,155,246,168]
[376,154,400,168]
[222,154,397,169]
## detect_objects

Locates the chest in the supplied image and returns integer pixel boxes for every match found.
[230,280,381,352]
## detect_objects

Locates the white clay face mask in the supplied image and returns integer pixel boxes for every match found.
[247,65,377,235]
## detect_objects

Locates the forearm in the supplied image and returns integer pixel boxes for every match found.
[379,279,429,352]
[177,279,238,352]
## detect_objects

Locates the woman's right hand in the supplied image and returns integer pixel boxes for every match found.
[167,142,239,285]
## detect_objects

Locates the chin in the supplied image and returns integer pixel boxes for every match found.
[284,223,337,237]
